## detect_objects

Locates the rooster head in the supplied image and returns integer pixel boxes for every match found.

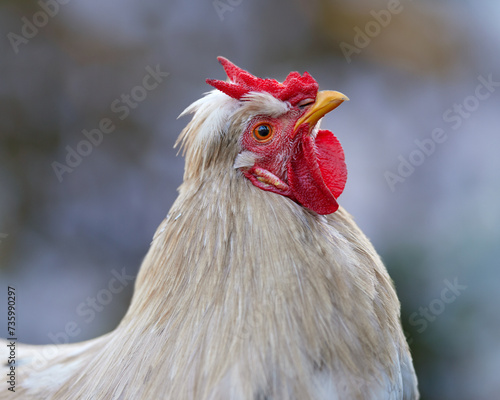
[181,57,348,215]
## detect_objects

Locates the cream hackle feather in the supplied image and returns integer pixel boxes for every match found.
[1,89,418,399]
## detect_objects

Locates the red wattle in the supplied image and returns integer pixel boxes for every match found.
[288,129,346,215]
[315,129,347,199]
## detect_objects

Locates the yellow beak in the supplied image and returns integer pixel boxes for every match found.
[294,90,349,131]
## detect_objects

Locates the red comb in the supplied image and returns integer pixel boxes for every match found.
[206,57,319,107]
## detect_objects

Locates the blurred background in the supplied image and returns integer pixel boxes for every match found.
[0,0,499,398]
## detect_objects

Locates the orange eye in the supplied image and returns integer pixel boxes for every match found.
[252,123,274,143]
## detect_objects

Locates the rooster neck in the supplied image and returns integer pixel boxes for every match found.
[16,158,417,400]
[127,169,398,350]
[129,168,347,321]
[103,168,410,399]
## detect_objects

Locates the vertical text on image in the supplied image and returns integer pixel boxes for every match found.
[6,286,17,393]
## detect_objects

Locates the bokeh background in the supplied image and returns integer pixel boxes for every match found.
[1,0,499,398]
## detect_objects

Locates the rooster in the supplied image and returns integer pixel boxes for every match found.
[1,57,418,399]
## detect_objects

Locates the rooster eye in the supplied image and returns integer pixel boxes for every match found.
[252,123,274,143]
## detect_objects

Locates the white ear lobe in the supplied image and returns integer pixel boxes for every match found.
[234,151,257,169]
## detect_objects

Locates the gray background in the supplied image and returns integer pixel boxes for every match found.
[1,1,499,399]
